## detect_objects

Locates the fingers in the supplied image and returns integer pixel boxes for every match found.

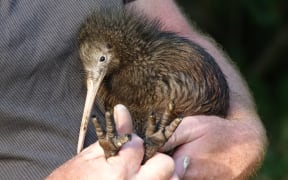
[49,135,145,180]
[165,116,231,179]
[160,116,217,178]
[113,104,133,134]
[137,153,175,180]
[80,141,106,160]
[82,104,136,164]
[161,116,211,152]
[108,134,144,176]
[55,104,178,179]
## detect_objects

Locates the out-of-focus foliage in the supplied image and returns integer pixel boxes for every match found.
[177,0,288,179]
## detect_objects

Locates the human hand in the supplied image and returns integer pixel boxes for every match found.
[162,115,265,179]
[47,105,176,180]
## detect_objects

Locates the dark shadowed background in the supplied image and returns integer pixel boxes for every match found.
[176,0,288,179]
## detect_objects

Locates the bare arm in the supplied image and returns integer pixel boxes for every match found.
[127,0,267,179]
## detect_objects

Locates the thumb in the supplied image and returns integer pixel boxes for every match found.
[113,104,133,134]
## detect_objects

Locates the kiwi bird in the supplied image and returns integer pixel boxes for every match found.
[76,8,229,162]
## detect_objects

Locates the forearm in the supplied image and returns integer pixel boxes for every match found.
[127,0,267,178]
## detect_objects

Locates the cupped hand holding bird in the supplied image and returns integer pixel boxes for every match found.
[47,105,177,180]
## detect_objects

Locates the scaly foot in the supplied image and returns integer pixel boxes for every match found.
[92,111,131,159]
[143,102,182,163]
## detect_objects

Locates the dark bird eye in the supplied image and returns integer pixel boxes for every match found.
[99,56,106,62]
[107,43,113,49]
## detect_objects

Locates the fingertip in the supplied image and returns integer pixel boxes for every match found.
[114,104,128,111]
[139,153,175,179]
[174,155,190,179]
[114,104,133,134]
[170,172,180,180]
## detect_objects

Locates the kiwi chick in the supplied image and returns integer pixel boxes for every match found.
[76,8,229,162]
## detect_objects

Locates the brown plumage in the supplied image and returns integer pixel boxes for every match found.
[76,8,229,162]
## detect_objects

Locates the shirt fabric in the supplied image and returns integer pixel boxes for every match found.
[0,0,125,179]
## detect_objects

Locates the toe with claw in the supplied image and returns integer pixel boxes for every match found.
[92,111,131,159]
[143,101,182,163]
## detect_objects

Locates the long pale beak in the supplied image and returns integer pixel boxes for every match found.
[77,73,105,153]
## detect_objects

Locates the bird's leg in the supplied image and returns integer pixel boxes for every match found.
[92,111,131,159]
[143,102,182,163]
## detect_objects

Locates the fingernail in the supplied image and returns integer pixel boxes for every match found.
[114,104,127,111]
[114,104,129,128]
[114,104,126,118]
[183,156,190,174]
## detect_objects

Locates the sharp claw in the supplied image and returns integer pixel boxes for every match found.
[92,111,131,159]
[168,101,174,111]
[164,117,182,139]
[146,112,157,137]
[114,134,131,148]
[143,101,181,162]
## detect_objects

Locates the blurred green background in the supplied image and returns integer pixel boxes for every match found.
[177,0,288,179]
